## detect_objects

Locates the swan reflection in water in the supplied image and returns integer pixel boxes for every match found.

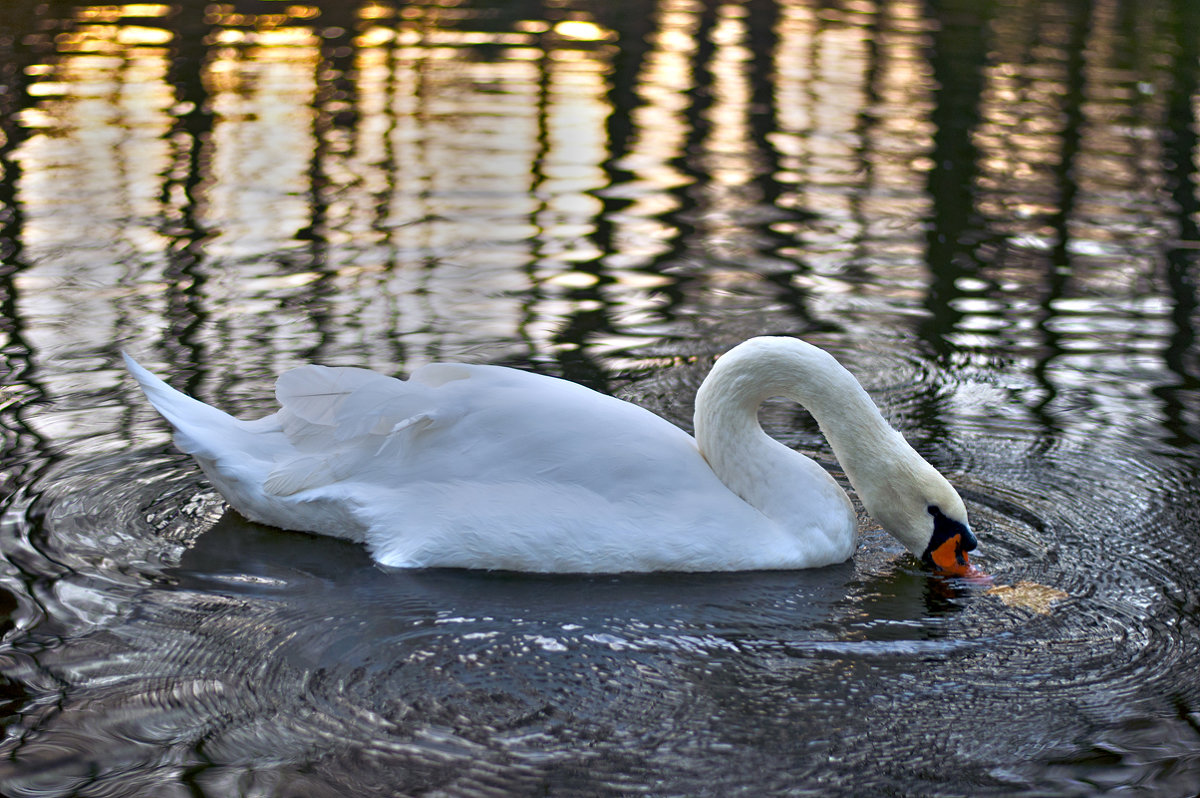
[0,507,985,793]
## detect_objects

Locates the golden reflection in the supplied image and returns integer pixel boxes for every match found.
[615,0,699,267]
[962,0,1174,392]
[773,0,938,301]
[356,26,394,48]
[56,25,173,52]
[552,20,613,42]
[285,5,321,21]
[314,13,553,363]
[204,4,320,28]
[774,0,873,271]
[359,3,395,22]
[204,42,319,256]
[6,0,1195,415]
[530,33,614,352]
[210,27,320,46]
[76,4,173,22]
[704,4,755,189]
[14,11,176,376]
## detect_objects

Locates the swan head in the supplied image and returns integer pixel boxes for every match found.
[922,504,977,575]
[855,456,977,575]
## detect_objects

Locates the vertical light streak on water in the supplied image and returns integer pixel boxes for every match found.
[527,32,617,368]
[12,12,176,456]
[320,21,414,369]
[201,31,324,387]
[1155,0,1200,448]
[535,43,611,272]
[349,17,544,365]
[697,5,757,234]
[369,22,445,366]
[773,2,870,278]
[204,33,319,261]
[613,0,698,268]
[770,1,938,320]
[946,0,1200,453]
[401,49,539,356]
[854,0,937,279]
[1049,0,1175,399]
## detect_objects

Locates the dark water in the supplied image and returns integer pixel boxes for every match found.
[3,0,1200,795]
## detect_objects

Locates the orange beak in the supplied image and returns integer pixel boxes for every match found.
[928,533,973,576]
[921,510,980,577]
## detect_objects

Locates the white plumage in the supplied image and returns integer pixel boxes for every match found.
[124,337,973,573]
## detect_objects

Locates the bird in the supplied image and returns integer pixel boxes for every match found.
[123,336,977,574]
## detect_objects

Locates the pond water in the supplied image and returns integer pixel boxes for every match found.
[2,0,1200,795]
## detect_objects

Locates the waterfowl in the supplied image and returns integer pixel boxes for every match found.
[123,337,976,574]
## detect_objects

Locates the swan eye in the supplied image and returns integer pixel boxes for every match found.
[922,505,978,574]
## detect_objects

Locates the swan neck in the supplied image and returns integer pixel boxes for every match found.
[694,339,890,464]
[692,337,967,559]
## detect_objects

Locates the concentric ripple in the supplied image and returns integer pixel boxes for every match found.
[2,338,1200,796]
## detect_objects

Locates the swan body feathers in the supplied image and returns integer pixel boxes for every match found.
[123,337,975,573]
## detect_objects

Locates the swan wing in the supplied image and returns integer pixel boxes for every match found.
[394,363,716,493]
[263,362,715,500]
[265,365,441,495]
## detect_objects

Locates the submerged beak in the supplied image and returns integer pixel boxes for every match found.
[925,533,973,575]
[922,509,979,576]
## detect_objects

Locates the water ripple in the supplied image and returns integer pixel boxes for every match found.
[1,348,1199,795]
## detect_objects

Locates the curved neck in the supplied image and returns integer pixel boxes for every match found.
[693,338,907,515]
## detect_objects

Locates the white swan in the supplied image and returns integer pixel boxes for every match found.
[123,337,976,574]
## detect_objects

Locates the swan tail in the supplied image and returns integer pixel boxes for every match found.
[122,352,251,459]
[123,353,375,542]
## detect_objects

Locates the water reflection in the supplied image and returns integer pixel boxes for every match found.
[2,0,1200,794]
[5,0,1199,411]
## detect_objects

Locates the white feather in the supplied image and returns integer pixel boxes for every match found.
[123,338,971,572]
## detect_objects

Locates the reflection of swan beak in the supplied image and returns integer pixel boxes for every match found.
[925,526,979,577]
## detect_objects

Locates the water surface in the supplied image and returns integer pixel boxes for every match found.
[2,0,1200,795]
